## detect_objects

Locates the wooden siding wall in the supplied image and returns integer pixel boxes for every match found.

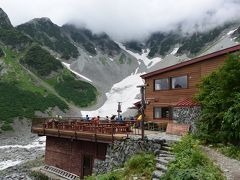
[144,54,227,121]
[45,136,107,177]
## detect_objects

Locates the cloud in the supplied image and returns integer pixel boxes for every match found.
[1,0,240,41]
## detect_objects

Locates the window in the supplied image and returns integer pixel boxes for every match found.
[155,78,169,90]
[154,107,171,118]
[171,75,187,89]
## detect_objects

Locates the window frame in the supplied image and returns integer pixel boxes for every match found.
[153,106,172,119]
[170,74,188,90]
[154,77,170,91]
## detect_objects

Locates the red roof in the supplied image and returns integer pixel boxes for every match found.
[174,98,199,107]
[141,44,240,78]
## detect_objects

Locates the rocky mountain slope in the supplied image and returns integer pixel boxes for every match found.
[0,8,98,131]
[124,22,239,58]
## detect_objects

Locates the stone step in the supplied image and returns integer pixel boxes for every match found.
[158,153,175,157]
[161,145,172,151]
[152,170,164,179]
[156,163,167,172]
[162,143,170,147]
[160,150,174,155]
[156,158,170,165]
[162,156,175,162]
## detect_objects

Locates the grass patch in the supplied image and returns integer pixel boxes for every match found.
[161,135,225,180]
[85,152,156,180]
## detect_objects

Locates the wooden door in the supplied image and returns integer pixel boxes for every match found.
[83,155,93,177]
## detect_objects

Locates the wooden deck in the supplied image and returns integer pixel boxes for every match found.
[31,117,141,143]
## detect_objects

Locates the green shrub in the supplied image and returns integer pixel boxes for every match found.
[196,53,240,144]
[85,152,156,180]
[123,152,156,179]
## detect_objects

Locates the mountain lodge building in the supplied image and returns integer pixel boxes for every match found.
[141,44,240,130]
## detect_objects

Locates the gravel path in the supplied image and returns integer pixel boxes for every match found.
[202,146,240,180]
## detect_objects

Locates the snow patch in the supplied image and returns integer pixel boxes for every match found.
[227,28,238,36]
[89,56,93,58]
[170,47,179,55]
[0,160,22,170]
[116,42,162,68]
[134,67,139,74]
[109,57,114,61]
[62,62,93,82]
[81,73,144,117]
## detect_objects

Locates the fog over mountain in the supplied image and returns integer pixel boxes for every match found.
[1,0,240,41]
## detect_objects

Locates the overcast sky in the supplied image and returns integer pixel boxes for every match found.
[1,0,240,41]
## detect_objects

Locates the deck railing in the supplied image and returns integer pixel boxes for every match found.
[31,117,142,138]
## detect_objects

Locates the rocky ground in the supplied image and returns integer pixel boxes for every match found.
[202,146,240,180]
[0,120,45,179]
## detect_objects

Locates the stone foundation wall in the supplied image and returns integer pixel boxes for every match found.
[173,106,201,131]
[92,137,165,175]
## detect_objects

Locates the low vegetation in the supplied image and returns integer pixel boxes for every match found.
[20,45,97,108]
[161,135,224,180]
[47,70,97,107]
[0,82,68,131]
[0,48,68,131]
[85,152,156,180]
[21,45,63,77]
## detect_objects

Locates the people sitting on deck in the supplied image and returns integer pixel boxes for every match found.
[106,116,111,123]
[85,115,90,121]
[110,115,116,121]
[92,116,100,125]
[117,115,124,123]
